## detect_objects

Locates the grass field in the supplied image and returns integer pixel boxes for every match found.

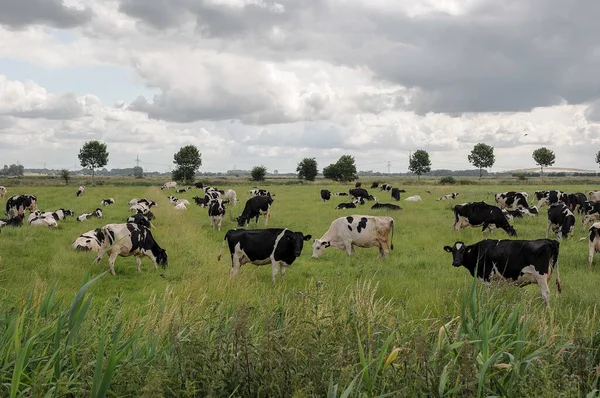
[1,180,600,396]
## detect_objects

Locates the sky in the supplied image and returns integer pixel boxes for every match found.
[1,0,600,173]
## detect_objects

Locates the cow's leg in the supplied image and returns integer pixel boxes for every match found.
[135,256,142,272]
[589,242,596,266]
[108,251,119,276]
[280,264,286,279]
[230,253,241,279]
[378,241,390,258]
[536,275,551,307]
[265,208,271,226]
[545,219,551,238]
[270,257,279,283]
[218,216,222,232]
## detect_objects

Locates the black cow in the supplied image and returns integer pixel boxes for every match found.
[0,214,24,230]
[320,189,331,202]
[5,194,37,219]
[371,203,402,210]
[535,191,549,201]
[217,228,311,282]
[126,213,154,229]
[355,182,362,188]
[237,196,273,227]
[582,201,600,215]
[194,182,204,189]
[336,203,356,209]
[546,203,575,240]
[494,192,529,210]
[443,239,561,306]
[453,202,517,236]
[566,193,587,214]
[391,188,401,201]
[349,188,376,202]
[371,182,379,189]
[380,183,392,191]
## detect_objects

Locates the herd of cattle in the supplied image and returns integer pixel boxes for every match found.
[3,181,600,306]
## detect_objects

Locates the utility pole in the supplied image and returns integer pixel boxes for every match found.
[387,161,391,174]
[135,155,140,168]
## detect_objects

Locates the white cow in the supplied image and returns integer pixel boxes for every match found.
[405,195,422,202]
[130,203,149,213]
[224,189,238,205]
[28,215,58,227]
[161,181,177,190]
[589,191,600,201]
[0,186,6,198]
[312,215,394,258]
[72,229,103,252]
[174,202,187,210]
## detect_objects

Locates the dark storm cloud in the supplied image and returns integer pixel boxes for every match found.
[118,0,600,115]
[0,0,93,29]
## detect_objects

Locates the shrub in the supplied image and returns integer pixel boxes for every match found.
[439,176,457,185]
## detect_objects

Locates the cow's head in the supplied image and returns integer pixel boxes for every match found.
[285,232,312,257]
[443,242,468,267]
[236,216,248,227]
[505,225,518,237]
[312,239,331,258]
[558,215,575,239]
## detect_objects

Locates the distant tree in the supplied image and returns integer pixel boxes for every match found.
[296,158,318,181]
[532,147,556,180]
[596,151,600,169]
[60,169,71,185]
[251,165,267,181]
[133,166,144,179]
[408,150,432,180]
[323,155,357,182]
[173,145,202,183]
[468,143,495,179]
[78,141,109,181]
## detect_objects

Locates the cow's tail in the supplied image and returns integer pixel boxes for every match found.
[390,219,394,250]
[217,231,229,261]
[552,240,562,294]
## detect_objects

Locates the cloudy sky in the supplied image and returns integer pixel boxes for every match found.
[2,0,600,173]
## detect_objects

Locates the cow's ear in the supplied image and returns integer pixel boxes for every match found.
[443,246,453,253]
[303,235,312,241]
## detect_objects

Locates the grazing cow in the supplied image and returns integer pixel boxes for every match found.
[5,194,37,219]
[101,198,115,206]
[72,229,103,252]
[582,201,600,215]
[452,202,517,236]
[438,193,459,201]
[336,203,356,209]
[94,223,168,275]
[174,202,187,210]
[208,199,226,231]
[546,203,575,240]
[194,182,204,189]
[333,192,348,196]
[312,215,394,258]
[195,191,220,207]
[29,215,58,227]
[567,193,587,214]
[224,189,238,205]
[0,186,6,198]
[587,222,600,266]
[321,189,332,202]
[76,185,85,197]
[0,214,24,229]
[405,195,422,202]
[349,188,376,202]
[379,184,392,191]
[391,188,401,201]
[355,182,362,188]
[126,213,155,229]
[237,196,273,227]
[494,191,529,210]
[538,190,568,208]
[443,239,561,307]
[161,181,177,190]
[217,228,312,282]
[371,182,379,189]
[371,203,402,210]
[589,191,600,201]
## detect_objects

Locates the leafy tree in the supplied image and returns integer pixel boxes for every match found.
[60,169,71,185]
[595,151,600,169]
[173,145,202,183]
[78,141,109,181]
[408,150,432,180]
[532,147,556,180]
[251,165,267,181]
[296,158,318,181]
[0,164,24,177]
[322,155,357,182]
[468,143,495,179]
[133,166,144,179]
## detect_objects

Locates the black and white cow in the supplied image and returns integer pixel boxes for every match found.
[566,193,587,214]
[77,208,103,222]
[537,190,568,207]
[0,214,24,230]
[36,208,74,221]
[371,203,402,210]
[72,228,103,252]
[391,188,401,201]
[208,198,226,231]
[352,197,366,205]
[249,189,272,199]
[546,203,575,240]
[126,213,155,229]
[494,191,529,210]
[452,202,517,236]
[535,191,549,201]
[217,228,312,282]
[587,222,600,266]
[320,189,332,202]
[333,192,348,196]
[379,183,392,191]
[582,201,600,215]
[128,198,157,208]
[76,185,85,197]
[101,198,115,206]
[589,191,600,201]
[193,191,221,207]
[28,214,58,227]
[94,223,168,275]
[336,203,356,209]
[438,193,459,201]
[5,194,37,219]
[176,187,191,193]
[236,196,273,227]
[443,239,561,306]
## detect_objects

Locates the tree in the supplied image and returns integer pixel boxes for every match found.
[296,158,318,181]
[251,165,267,181]
[60,169,71,185]
[133,166,144,179]
[468,143,495,179]
[595,151,600,169]
[173,145,202,183]
[408,150,432,180]
[532,147,555,180]
[78,141,109,181]
[0,164,24,177]
[322,155,357,182]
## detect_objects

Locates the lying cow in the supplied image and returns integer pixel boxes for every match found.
[72,228,103,252]
[101,198,115,206]
[28,215,57,227]
[321,189,332,202]
[194,182,204,189]
[495,191,529,210]
[208,198,226,231]
[174,202,187,210]
[438,193,459,201]
[0,214,24,229]
[335,203,356,209]
[443,239,561,307]
[217,228,312,282]
[77,208,103,222]
[176,187,190,193]
[5,194,37,219]
[312,215,394,258]
[546,203,575,240]
[405,195,422,202]
[371,203,402,210]
[33,209,74,221]
[453,202,517,236]
[237,195,273,227]
[391,188,401,201]
[94,223,168,275]
[334,192,348,196]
